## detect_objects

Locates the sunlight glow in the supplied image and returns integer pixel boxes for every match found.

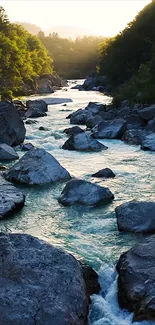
[0,0,151,37]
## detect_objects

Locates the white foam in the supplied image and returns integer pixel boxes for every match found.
[89,265,154,325]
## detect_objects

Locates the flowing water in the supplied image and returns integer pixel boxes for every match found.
[1,80,155,324]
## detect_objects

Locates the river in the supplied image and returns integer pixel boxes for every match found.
[1,80,155,325]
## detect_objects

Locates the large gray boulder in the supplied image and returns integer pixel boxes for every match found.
[116,200,155,233]
[25,100,48,118]
[62,132,108,152]
[25,108,47,118]
[141,133,155,151]
[0,184,25,218]
[82,76,107,91]
[122,128,147,145]
[70,109,92,125]
[138,104,155,121]
[0,101,26,146]
[0,233,88,325]
[85,102,105,116]
[59,179,114,206]
[0,144,19,161]
[116,236,155,321]
[92,119,126,139]
[146,117,155,132]
[85,115,103,129]
[5,148,71,185]
[26,100,48,112]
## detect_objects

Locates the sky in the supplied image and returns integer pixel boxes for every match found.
[0,0,151,37]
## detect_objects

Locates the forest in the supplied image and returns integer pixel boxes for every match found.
[38,32,104,79]
[99,0,155,104]
[1,1,155,104]
[0,6,53,98]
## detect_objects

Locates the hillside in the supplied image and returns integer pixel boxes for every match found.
[0,7,53,98]
[15,22,41,35]
[99,0,155,104]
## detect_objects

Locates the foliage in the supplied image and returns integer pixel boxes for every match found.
[38,32,105,79]
[0,7,53,98]
[99,1,155,104]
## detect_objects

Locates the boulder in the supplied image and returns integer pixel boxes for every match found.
[59,179,114,206]
[62,132,108,152]
[125,114,145,129]
[146,117,155,132]
[39,126,48,131]
[85,102,105,116]
[99,111,116,120]
[0,101,26,146]
[0,233,88,325]
[70,109,92,125]
[116,236,155,321]
[13,100,27,117]
[82,76,107,91]
[26,100,48,113]
[25,108,47,118]
[85,115,103,129]
[64,126,84,136]
[122,129,146,145]
[92,168,115,178]
[138,104,155,121]
[25,119,37,125]
[80,262,101,298]
[141,133,155,151]
[120,100,130,109]
[116,108,131,118]
[21,143,34,151]
[92,119,126,139]
[116,200,155,233]
[0,184,25,218]
[5,148,71,185]
[0,144,19,161]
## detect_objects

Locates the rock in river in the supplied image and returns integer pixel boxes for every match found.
[5,148,71,185]
[141,133,155,151]
[59,179,114,206]
[116,236,155,321]
[64,126,84,136]
[92,119,126,139]
[0,101,26,146]
[62,131,108,152]
[0,143,19,161]
[26,99,48,112]
[0,233,89,325]
[70,109,92,125]
[21,142,34,151]
[116,200,155,233]
[92,168,115,178]
[0,184,25,218]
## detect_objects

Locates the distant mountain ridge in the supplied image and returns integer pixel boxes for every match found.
[15,22,96,39]
[15,22,41,35]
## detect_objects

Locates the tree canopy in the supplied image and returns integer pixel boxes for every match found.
[0,7,53,98]
[38,32,105,79]
[99,1,155,104]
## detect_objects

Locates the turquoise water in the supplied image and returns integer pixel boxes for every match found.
[1,81,155,324]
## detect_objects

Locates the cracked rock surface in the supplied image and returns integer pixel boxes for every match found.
[0,233,89,325]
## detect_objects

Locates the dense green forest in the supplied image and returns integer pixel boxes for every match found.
[38,32,104,79]
[99,0,155,104]
[0,7,53,98]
